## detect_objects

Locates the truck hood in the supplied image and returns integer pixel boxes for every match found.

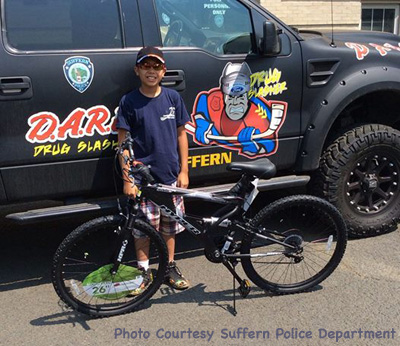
[299,29,400,46]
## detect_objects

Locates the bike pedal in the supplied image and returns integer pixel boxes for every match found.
[238,279,251,298]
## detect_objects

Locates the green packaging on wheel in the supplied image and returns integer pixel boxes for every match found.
[82,264,143,300]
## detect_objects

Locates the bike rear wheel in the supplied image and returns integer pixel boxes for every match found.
[52,215,168,317]
[241,195,347,294]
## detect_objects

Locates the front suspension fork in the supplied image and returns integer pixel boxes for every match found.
[110,199,140,275]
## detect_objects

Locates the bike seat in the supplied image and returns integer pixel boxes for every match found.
[227,158,277,179]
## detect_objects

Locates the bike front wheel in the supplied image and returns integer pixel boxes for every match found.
[52,215,168,317]
[241,195,347,294]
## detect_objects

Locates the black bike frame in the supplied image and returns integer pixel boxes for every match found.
[114,133,295,273]
[135,176,296,259]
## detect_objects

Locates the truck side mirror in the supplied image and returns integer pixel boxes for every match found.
[261,21,281,56]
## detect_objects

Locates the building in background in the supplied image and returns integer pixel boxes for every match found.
[259,0,399,34]
[361,1,399,34]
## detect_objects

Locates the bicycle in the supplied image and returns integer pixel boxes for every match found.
[52,134,347,317]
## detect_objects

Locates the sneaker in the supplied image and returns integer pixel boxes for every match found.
[165,261,190,290]
[128,267,153,296]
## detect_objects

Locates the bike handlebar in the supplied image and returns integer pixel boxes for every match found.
[121,132,135,159]
[134,164,155,185]
[120,132,155,185]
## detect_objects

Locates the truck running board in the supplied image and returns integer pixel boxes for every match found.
[6,200,119,224]
[6,175,310,224]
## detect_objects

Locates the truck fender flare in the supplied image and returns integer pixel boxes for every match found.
[297,65,400,171]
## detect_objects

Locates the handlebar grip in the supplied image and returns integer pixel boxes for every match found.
[136,164,155,184]
[125,132,135,160]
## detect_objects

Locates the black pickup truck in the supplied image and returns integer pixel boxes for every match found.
[1,0,399,237]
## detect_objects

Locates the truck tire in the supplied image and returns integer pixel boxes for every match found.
[316,124,400,238]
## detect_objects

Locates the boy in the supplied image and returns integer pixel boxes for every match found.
[116,46,190,291]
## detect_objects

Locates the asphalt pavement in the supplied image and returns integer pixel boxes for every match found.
[1,204,400,346]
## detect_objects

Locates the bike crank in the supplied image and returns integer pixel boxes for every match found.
[222,257,252,316]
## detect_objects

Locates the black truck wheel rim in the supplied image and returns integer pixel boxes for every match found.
[346,152,399,214]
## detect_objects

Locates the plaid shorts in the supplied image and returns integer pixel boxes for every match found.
[133,183,185,238]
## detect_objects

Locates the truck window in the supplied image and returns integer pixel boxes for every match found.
[3,0,123,51]
[154,0,253,55]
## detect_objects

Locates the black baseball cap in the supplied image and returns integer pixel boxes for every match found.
[136,46,165,65]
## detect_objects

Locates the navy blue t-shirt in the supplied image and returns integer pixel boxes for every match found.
[116,87,189,184]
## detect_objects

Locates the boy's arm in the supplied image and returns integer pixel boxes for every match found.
[118,128,138,197]
[177,125,189,188]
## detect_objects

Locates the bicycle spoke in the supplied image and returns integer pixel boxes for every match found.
[64,257,97,265]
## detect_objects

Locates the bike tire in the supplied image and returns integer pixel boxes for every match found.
[241,195,347,294]
[52,215,168,317]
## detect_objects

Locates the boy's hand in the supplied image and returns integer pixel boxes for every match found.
[177,171,189,188]
[123,181,138,198]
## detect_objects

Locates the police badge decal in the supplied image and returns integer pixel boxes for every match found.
[63,56,94,93]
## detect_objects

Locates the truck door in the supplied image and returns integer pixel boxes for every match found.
[0,0,141,202]
[149,0,303,181]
